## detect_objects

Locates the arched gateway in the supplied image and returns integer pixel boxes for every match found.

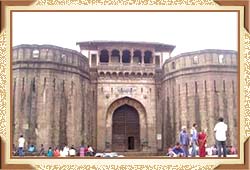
[112,105,140,151]
[106,97,148,152]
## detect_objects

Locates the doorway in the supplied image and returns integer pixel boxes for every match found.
[128,136,135,150]
[112,104,140,151]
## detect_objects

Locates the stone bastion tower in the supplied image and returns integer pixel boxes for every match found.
[12,44,95,149]
[12,41,238,154]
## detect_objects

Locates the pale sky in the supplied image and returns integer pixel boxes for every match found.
[12,12,237,56]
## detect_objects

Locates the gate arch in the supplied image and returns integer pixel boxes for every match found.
[106,97,148,151]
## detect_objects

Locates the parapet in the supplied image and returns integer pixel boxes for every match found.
[12,44,89,77]
[163,49,237,74]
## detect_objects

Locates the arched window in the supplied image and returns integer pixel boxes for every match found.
[99,72,105,76]
[111,72,117,77]
[144,51,152,64]
[100,49,109,63]
[133,50,142,64]
[122,50,131,63]
[111,49,120,63]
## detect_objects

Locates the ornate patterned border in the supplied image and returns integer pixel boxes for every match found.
[36,0,216,6]
[0,31,6,141]
[35,164,215,170]
[244,31,250,139]
[0,0,249,169]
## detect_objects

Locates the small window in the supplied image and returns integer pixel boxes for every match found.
[219,54,225,64]
[61,54,66,59]
[91,54,97,66]
[193,56,198,64]
[155,55,160,66]
[60,54,66,62]
[32,49,39,58]
[172,62,176,69]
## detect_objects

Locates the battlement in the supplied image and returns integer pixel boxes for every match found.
[163,49,237,74]
[12,44,89,76]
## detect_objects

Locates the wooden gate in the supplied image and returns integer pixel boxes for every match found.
[112,104,140,151]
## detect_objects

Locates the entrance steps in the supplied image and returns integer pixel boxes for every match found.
[116,151,165,156]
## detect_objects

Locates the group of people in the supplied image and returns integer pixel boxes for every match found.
[167,117,230,157]
[14,135,95,157]
[43,145,94,157]
[15,117,232,158]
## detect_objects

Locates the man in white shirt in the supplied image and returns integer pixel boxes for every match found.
[214,117,228,157]
[18,135,25,156]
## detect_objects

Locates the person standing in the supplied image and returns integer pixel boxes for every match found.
[79,145,85,157]
[198,128,207,157]
[214,117,228,157]
[39,144,45,156]
[18,135,25,156]
[190,123,198,157]
[179,126,190,157]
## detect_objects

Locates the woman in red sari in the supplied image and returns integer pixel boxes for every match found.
[198,128,207,157]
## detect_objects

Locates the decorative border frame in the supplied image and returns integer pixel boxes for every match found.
[0,0,249,169]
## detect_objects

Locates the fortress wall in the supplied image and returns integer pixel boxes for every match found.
[161,50,238,148]
[12,45,92,149]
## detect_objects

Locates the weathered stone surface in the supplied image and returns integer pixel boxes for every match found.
[12,42,238,153]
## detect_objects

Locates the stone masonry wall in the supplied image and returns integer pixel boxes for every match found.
[161,50,238,149]
[12,45,93,150]
[12,44,238,154]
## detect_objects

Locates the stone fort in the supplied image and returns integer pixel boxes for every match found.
[12,41,238,154]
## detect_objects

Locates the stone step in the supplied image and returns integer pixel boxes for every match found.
[116,151,165,156]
